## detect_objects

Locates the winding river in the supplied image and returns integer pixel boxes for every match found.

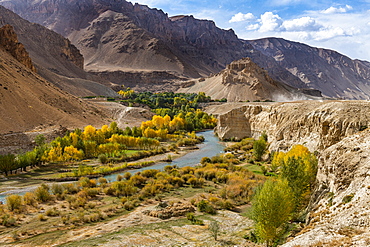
[0,130,225,203]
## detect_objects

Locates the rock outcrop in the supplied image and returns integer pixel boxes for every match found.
[0,24,35,72]
[178,58,321,102]
[208,101,370,151]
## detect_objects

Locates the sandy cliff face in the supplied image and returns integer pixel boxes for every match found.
[209,101,370,151]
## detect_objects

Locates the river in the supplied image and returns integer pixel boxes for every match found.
[0,130,225,203]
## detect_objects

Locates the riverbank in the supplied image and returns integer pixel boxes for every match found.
[0,130,225,203]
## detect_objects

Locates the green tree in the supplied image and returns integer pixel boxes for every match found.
[34,134,46,146]
[0,154,16,176]
[253,138,267,161]
[280,156,317,212]
[250,179,294,246]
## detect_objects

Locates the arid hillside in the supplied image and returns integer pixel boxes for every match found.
[0,32,107,135]
[248,38,370,100]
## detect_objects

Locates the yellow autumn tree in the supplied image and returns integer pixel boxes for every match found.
[63,146,84,161]
[42,144,63,162]
[152,115,166,129]
[82,125,96,141]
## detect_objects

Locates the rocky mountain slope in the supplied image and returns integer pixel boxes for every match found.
[0,28,107,139]
[248,38,370,100]
[178,57,321,102]
[3,0,370,99]
[0,5,117,97]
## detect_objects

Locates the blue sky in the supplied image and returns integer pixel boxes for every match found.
[130,0,370,61]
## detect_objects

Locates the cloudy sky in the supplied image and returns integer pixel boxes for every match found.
[131,0,370,62]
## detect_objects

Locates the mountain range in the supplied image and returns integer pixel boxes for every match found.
[2,0,370,99]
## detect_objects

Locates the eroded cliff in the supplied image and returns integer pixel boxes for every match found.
[209,101,370,151]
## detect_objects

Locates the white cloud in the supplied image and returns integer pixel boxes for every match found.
[259,12,283,32]
[321,5,353,14]
[247,24,260,30]
[313,27,346,40]
[282,16,321,31]
[229,12,255,23]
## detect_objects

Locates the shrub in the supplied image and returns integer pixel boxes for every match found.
[23,192,37,207]
[197,200,216,214]
[98,154,108,164]
[123,201,135,211]
[123,172,131,180]
[98,177,108,185]
[79,177,96,188]
[6,195,23,212]
[103,186,116,196]
[45,207,60,217]
[34,184,52,203]
[188,177,205,188]
[200,157,211,164]
[1,214,16,226]
[37,214,47,221]
[63,183,80,194]
[342,194,354,204]
[85,188,100,198]
[186,212,195,222]
[51,183,64,196]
